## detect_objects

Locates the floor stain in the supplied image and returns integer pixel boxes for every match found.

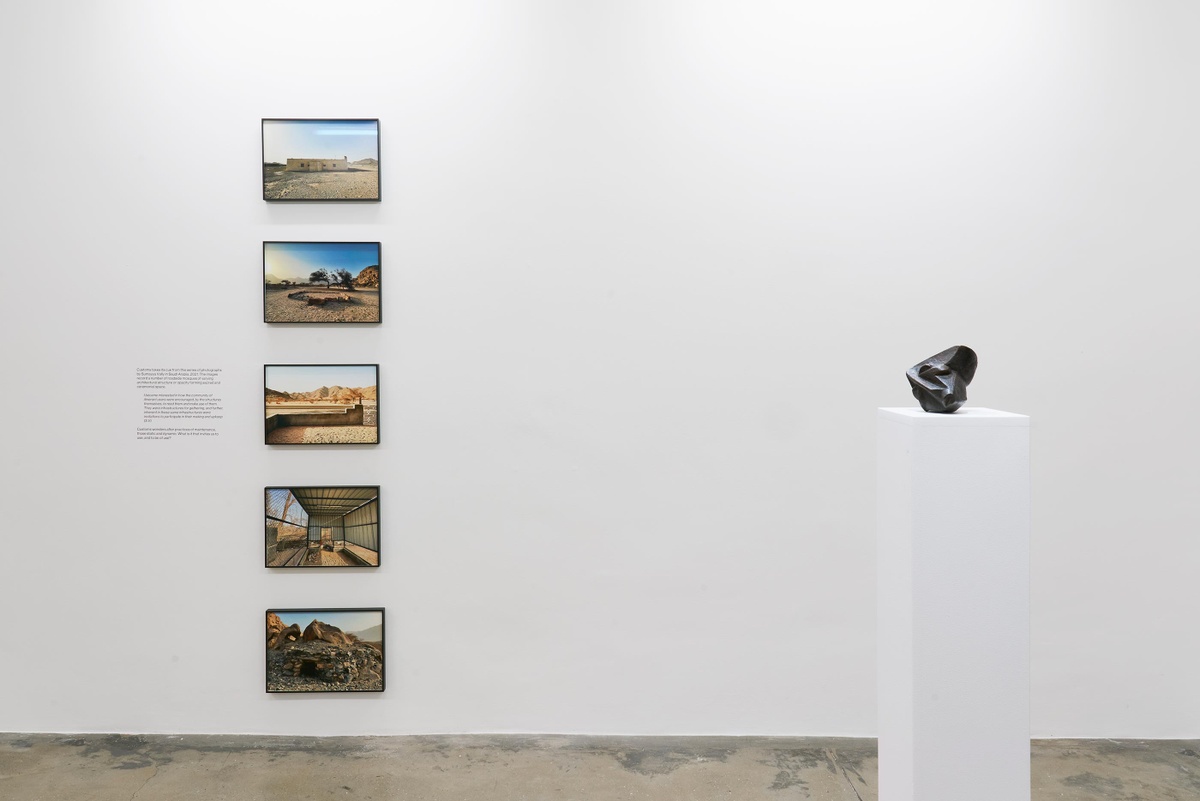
[615,748,690,776]
[1063,772,1125,794]
[768,767,809,793]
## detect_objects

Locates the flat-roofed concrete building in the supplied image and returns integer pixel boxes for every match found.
[285,157,348,172]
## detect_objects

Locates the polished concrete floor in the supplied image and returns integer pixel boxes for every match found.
[1,733,1196,800]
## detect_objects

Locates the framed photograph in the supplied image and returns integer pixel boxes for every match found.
[262,118,380,202]
[264,242,381,324]
[265,364,379,445]
[265,486,380,568]
[266,608,385,693]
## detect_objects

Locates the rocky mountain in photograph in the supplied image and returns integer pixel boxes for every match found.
[351,624,384,642]
[266,612,301,650]
[351,158,378,166]
[302,619,354,646]
[353,265,380,288]
[265,385,377,402]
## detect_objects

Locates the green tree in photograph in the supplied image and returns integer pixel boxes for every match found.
[331,268,356,291]
[309,269,330,287]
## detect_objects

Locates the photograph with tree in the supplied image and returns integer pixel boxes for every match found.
[264,242,381,324]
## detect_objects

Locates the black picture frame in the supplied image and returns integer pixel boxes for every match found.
[266,608,385,693]
[265,364,380,446]
[262,118,380,202]
[265,486,381,568]
[263,241,382,324]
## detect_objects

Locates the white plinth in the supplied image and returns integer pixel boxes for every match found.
[877,407,1030,801]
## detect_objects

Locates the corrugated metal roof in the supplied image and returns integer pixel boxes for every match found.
[289,486,377,517]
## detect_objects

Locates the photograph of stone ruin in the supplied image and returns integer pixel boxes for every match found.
[266,486,380,568]
[262,119,379,201]
[266,609,384,693]
[265,364,378,445]
[264,241,381,323]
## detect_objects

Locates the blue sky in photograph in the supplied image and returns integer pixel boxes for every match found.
[263,120,378,163]
[264,242,379,283]
[273,611,382,637]
[265,365,376,392]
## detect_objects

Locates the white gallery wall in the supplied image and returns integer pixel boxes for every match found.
[1,1,1196,737]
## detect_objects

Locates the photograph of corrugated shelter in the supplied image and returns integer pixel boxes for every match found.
[265,486,380,567]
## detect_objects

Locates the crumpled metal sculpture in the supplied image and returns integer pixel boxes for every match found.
[907,345,978,413]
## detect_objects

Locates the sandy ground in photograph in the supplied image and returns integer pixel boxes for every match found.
[267,426,378,444]
[265,287,380,323]
[270,545,378,567]
[271,546,360,565]
[263,165,379,200]
[305,549,363,567]
[343,543,379,565]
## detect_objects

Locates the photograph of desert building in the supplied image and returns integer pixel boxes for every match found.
[262,119,379,201]
[266,486,380,568]
[264,242,381,323]
[266,609,384,693]
[265,364,378,445]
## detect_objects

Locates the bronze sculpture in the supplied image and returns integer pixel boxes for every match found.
[907,346,978,413]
